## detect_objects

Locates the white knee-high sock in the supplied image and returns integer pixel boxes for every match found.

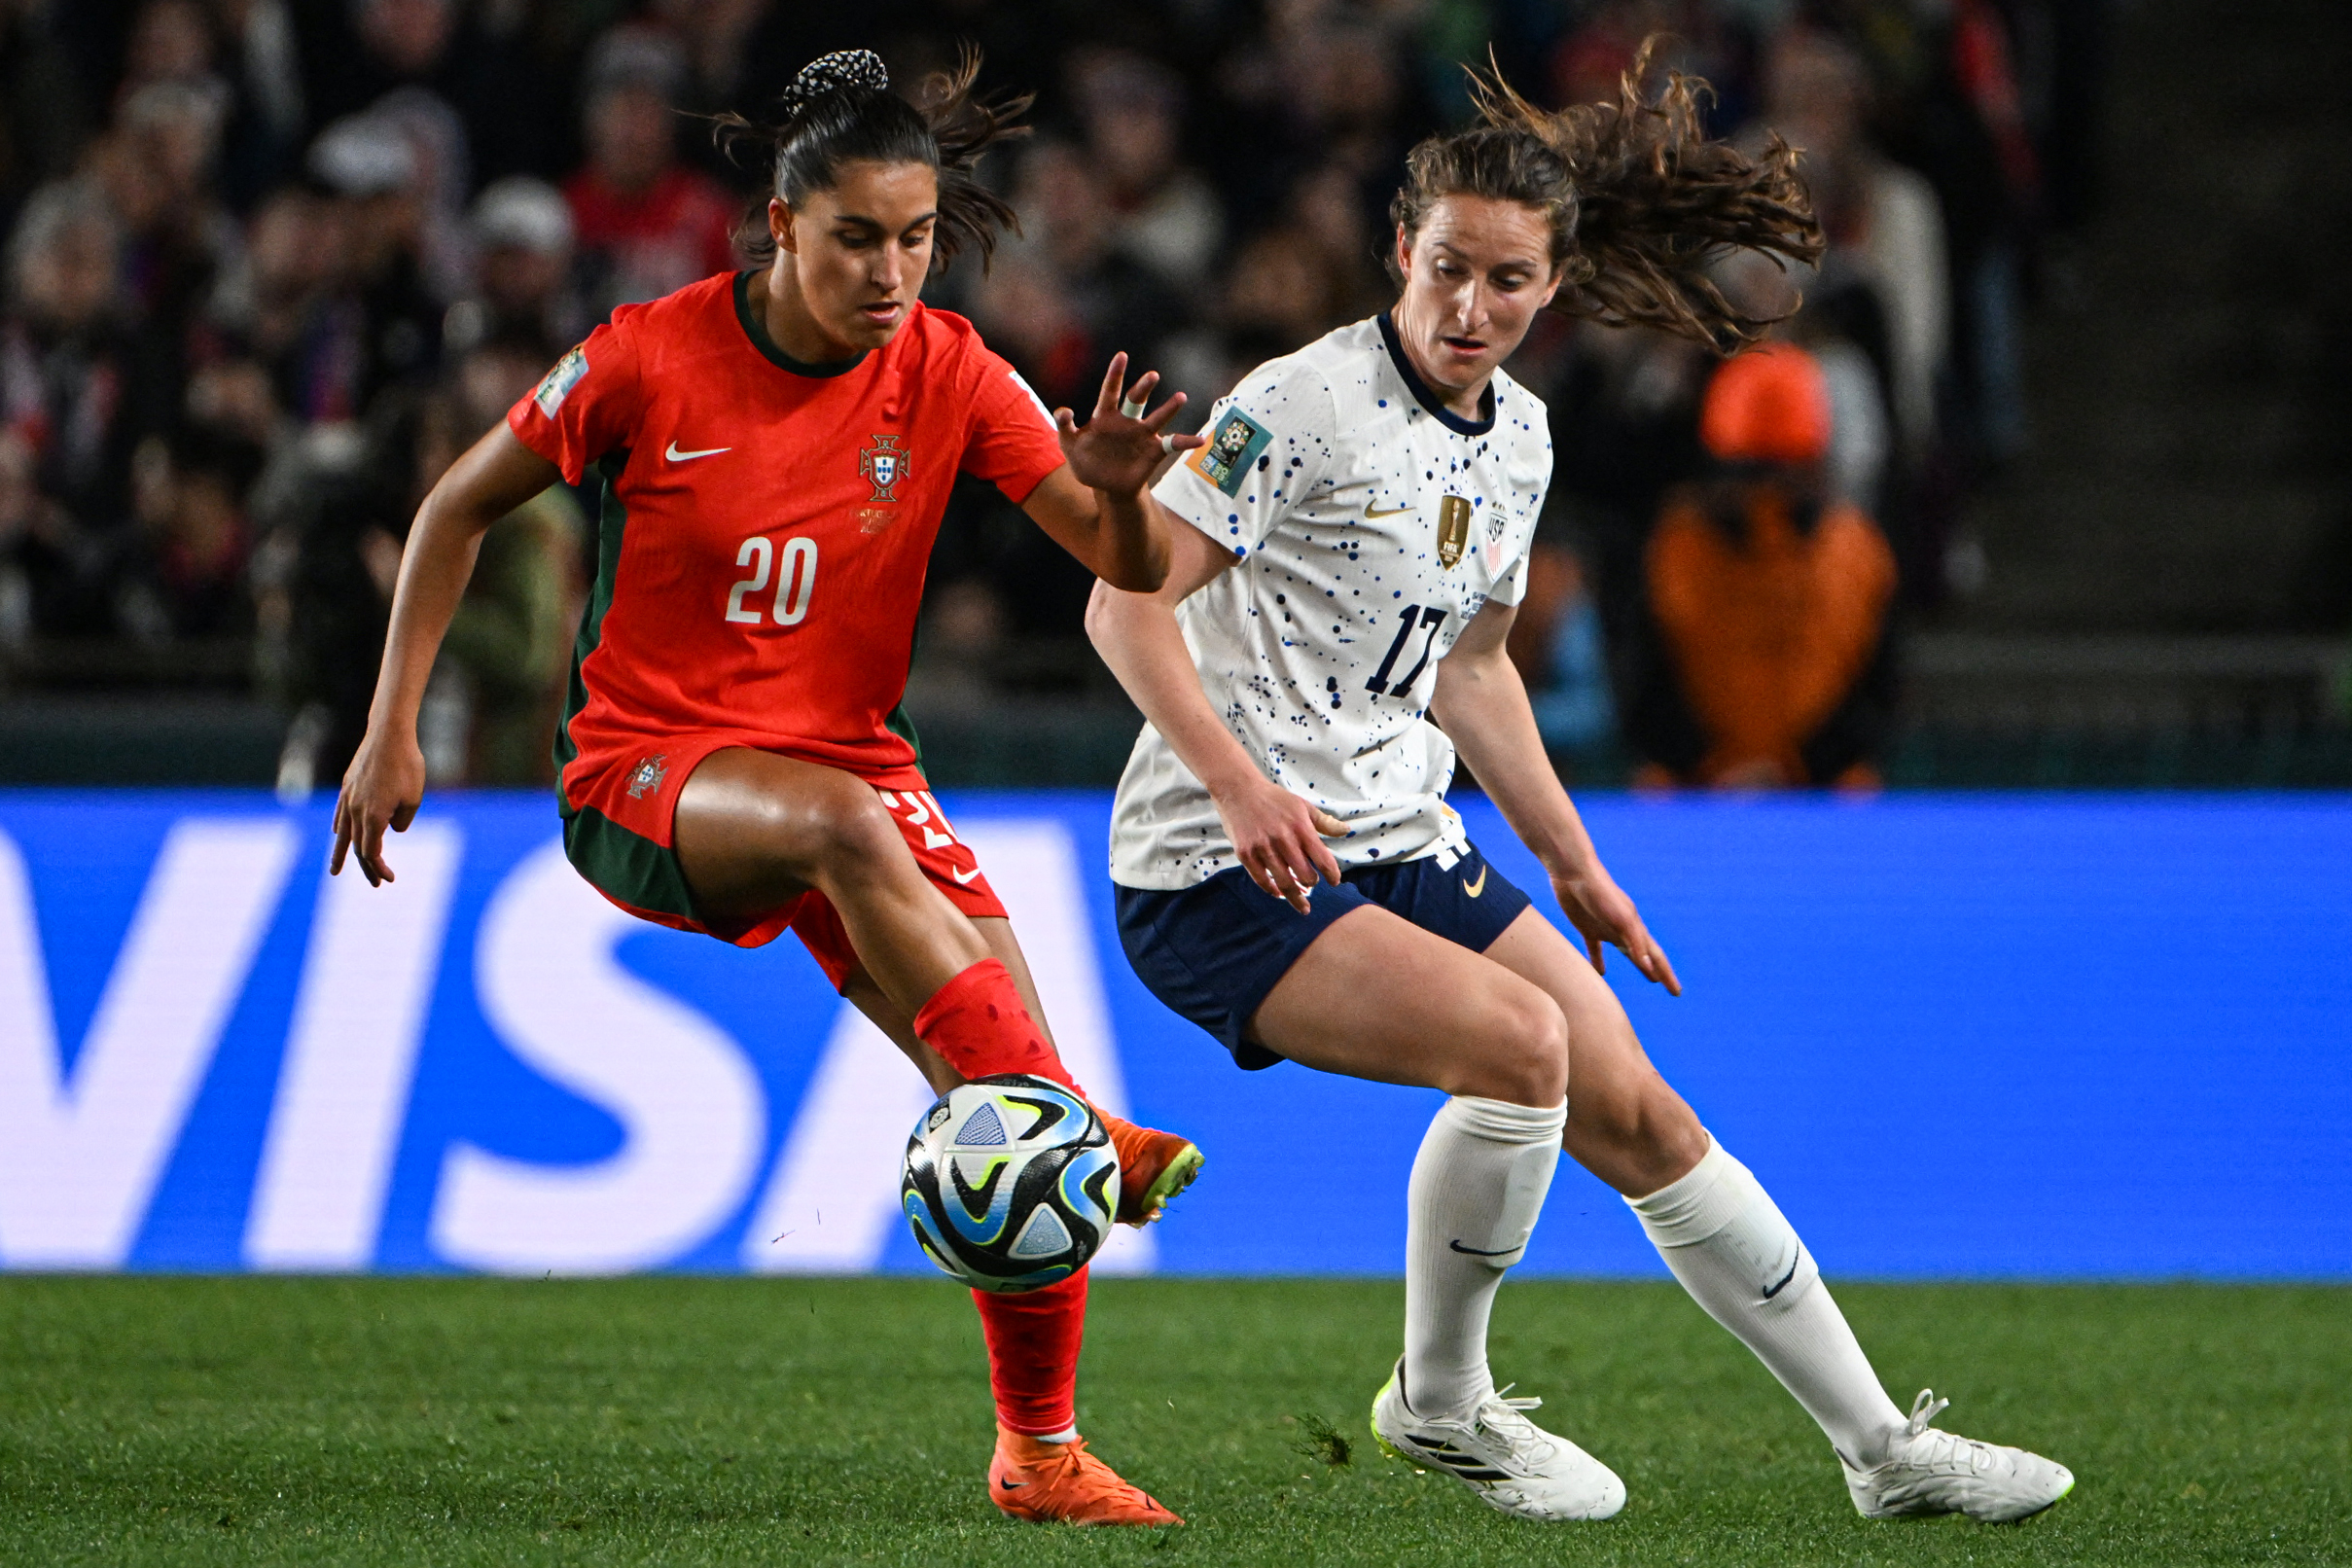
[1627,1135,1907,1467]
[1402,1094,1567,1420]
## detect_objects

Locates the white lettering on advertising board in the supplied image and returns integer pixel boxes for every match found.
[0,821,299,1266]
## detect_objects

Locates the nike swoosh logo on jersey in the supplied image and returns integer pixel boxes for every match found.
[951,864,981,884]
[1366,504,1415,518]
[664,441,731,461]
[1462,864,1488,898]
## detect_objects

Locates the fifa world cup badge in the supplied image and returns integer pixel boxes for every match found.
[1186,409,1272,497]
[625,754,668,800]
[533,345,588,416]
[860,434,909,501]
[1437,494,1472,568]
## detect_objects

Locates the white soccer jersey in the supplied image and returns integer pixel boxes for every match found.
[1109,313,1552,890]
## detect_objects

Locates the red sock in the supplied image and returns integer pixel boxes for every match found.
[974,1270,1087,1436]
[913,958,1082,1092]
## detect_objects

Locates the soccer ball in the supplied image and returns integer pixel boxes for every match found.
[901,1075,1120,1293]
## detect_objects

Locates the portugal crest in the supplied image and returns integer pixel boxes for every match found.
[1437,494,1473,569]
[861,433,909,501]
[625,754,668,800]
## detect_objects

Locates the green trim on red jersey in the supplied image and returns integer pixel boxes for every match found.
[885,701,924,770]
[554,447,632,792]
[732,270,869,378]
[553,445,699,923]
[563,803,698,921]
[881,610,927,771]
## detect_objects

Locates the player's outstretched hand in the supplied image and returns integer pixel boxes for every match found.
[1551,862,1683,996]
[1214,772,1348,914]
[330,728,425,887]
[1054,352,1204,498]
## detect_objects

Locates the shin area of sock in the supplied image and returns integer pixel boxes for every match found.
[973,1269,1087,1437]
[912,958,1080,1091]
[1402,1094,1567,1419]
[1626,1135,1905,1464]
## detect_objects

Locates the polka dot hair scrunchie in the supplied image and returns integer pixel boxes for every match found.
[780,49,889,111]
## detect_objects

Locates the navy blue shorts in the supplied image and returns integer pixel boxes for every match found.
[1115,840,1534,1070]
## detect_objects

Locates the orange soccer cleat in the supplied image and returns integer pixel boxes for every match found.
[1098,1114,1203,1227]
[989,1429,1183,1526]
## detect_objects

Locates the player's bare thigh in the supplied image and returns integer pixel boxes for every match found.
[1480,908,1707,1197]
[672,747,947,917]
[1246,904,1568,1108]
[842,917,1050,1095]
[674,748,989,1010]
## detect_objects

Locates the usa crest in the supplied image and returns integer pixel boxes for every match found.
[1437,494,1473,569]
[860,434,909,501]
[625,754,668,800]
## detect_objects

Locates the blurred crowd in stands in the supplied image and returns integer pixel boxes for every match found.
[0,0,2106,791]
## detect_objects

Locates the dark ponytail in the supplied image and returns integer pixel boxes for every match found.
[713,46,1032,272]
[1391,41,1823,352]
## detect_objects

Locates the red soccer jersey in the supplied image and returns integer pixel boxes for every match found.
[509,271,1066,801]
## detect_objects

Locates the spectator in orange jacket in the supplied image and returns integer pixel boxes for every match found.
[1642,341,1898,788]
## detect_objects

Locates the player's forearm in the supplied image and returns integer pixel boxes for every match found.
[1085,584,1265,801]
[363,496,493,736]
[1023,467,1173,593]
[1083,487,1172,593]
[1434,652,1601,879]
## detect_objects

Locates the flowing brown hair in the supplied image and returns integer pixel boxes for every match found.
[1390,41,1823,351]
[712,45,1032,273]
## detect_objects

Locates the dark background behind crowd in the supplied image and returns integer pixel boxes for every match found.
[1,0,2345,794]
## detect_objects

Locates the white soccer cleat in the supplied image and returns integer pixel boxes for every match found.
[1842,1389,2076,1523]
[1371,1360,1625,1521]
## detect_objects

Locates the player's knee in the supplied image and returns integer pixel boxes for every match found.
[740,776,895,877]
[809,788,903,868]
[1463,989,1568,1108]
[1522,993,1572,1105]
[1636,1097,1711,1183]
[1571,1077,1707,1192]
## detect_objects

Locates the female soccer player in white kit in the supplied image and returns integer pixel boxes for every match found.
[1088,55,2074,1525]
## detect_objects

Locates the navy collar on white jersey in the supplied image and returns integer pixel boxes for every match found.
[1375,310,1496,437]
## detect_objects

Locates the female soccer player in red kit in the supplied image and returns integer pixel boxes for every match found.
[331,50,1198,1526]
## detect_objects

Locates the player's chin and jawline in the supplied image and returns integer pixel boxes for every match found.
[833,226,930,350]
[847,294,912,348]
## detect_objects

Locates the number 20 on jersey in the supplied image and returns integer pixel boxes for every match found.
[726,535,818,627]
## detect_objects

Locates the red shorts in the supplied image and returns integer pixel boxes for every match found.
[558,730,1003,991]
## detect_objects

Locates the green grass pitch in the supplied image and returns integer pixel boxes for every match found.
[2,1277,2344,1565]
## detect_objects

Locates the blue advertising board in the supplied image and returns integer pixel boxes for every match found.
[2,790,2347,1279]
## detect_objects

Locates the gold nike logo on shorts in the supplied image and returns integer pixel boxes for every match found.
[1463,864,1487,897]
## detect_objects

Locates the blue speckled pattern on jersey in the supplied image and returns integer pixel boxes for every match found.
[1111,315,1552,890]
